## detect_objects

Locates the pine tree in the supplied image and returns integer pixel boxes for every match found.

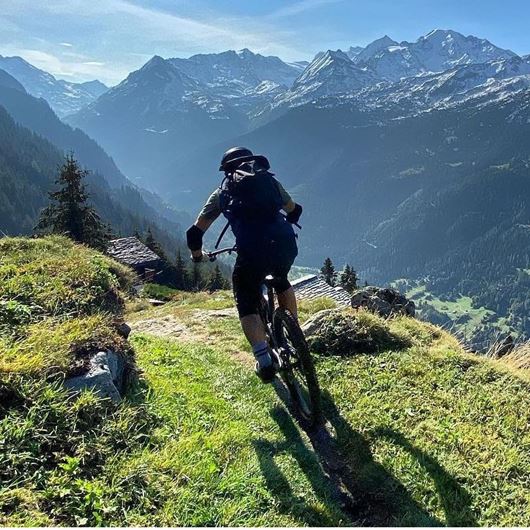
[175,250,190,290]
[321,257,337,286]
[340,264,359,294]
[207,264,228,292]
[144,227,168,262]
[36,154,111,249]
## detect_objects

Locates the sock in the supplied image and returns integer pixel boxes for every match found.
[252,340,272,367]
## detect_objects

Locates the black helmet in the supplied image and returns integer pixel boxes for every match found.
[219,146,270,172]
[219,146,253,171]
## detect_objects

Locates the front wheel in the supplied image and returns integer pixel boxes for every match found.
[273,309,322,427]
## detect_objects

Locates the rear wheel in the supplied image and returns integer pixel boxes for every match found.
[273,308,322,427]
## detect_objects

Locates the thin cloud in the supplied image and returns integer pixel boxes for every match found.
[0,0,312,83]
[268,0,345,19]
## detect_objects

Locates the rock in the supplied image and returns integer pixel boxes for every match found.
[302,308,411,356]
[64,350,126,404]
[116,322,131,339]
[301,309,337,337]
[351,286,415,318]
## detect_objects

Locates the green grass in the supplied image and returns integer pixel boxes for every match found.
[3,239,530,526]
[404,283,511,342]
[0,236,134,323]
[0,236,133,377]
[141,283,180,301]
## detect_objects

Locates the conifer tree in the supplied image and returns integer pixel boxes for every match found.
[207,264,229,292]
[340,264,359,294]
[321,257,337,286]
[36,154,111,249]
[175,250,190,290]
[144,228,168,262]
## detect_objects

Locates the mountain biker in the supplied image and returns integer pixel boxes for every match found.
[186,146,303,383]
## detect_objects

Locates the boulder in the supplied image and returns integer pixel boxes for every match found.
[302,308,411,356]
[64,350,126,404]
[351,286,415,318]
[116,321,132,339]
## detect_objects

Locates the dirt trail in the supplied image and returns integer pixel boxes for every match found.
[129,308,237,339]
[129,307,254,368]
[128,304,375,524]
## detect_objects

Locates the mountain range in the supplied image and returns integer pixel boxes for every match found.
[0,68,189,253]
[2,28,530,346]
[0,55,108,117]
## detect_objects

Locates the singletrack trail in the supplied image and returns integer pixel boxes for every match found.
[130,300,373,524]
[124,291,530,527]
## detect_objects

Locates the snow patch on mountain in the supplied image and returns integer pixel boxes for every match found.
[0,55,107,117]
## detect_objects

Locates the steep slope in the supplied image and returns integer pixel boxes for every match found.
[0,104,186,251]
[67,56,248,189]
[169,49,303,117]
[0,55,107,117]
[0,69,187,231]
[271,50,379,110]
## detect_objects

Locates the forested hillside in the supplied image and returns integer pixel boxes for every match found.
[0,105,183,251]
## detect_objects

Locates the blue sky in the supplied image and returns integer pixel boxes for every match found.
[1,0,529,85]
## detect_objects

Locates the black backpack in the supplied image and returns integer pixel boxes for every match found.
[219,167,283,225]
[214,162,285,250]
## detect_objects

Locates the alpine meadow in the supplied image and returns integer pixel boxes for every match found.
[1,1,530,528]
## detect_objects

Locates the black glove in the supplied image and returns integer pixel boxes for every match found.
[286,203,302,224]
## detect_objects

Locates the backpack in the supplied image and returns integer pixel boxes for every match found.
[219,167,283,225]
[217,162,287,250]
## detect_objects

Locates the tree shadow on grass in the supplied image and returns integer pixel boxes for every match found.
[255,380,476,526]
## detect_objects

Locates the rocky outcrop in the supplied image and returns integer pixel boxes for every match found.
[64,350,127,404]
[302,308,411,356]
[351,287,415,318]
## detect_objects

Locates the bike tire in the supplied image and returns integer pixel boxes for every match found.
[273,308,323,427]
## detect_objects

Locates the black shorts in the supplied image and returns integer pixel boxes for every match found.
[232,236,298,318]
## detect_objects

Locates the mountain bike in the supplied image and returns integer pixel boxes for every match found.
[208,246,323,427]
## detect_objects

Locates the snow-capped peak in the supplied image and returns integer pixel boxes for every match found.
[0,54,108,117]
[351,29,517,82]
[352,35,398,64]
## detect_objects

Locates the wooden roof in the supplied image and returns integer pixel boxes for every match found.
[107,237,161,268]
[291,274,351,307]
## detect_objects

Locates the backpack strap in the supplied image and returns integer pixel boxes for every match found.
[216,172,233,249]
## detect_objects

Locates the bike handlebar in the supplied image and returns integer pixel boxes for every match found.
[207,246,237,261]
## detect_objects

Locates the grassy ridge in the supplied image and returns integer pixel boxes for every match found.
[2,238,530,525]
[0,236,133,375]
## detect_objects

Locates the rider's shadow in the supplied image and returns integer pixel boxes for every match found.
[255,387,477,526]
[252,406,349,526]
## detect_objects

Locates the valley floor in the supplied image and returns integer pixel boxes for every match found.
[119,292,530,527]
